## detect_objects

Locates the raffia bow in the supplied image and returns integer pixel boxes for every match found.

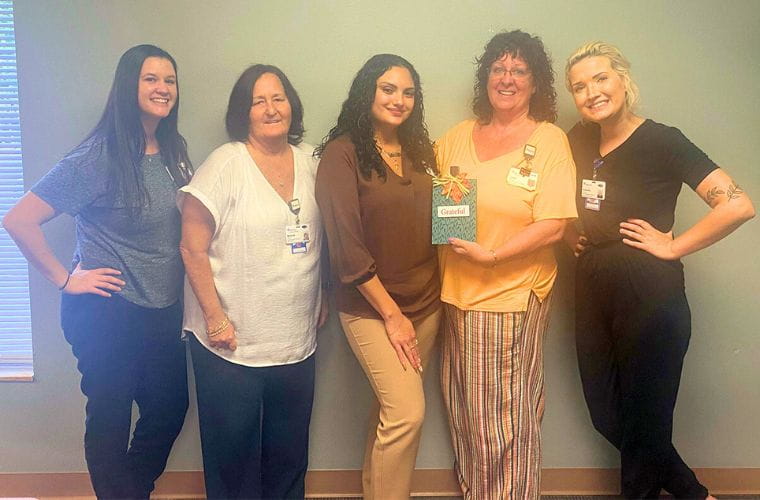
[433,172,473,204]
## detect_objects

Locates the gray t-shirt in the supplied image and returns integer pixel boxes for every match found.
[32,138,183,308]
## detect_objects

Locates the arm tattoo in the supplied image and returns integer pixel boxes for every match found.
[705,186,725,207]
[726,181,744,201]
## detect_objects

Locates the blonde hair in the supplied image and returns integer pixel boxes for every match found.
[565,41,639,110]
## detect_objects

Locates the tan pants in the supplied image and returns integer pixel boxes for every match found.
[339,307,442,500]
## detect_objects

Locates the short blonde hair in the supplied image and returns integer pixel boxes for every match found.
[565,41,639,110]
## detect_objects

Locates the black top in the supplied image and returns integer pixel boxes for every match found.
[567,119,718,245]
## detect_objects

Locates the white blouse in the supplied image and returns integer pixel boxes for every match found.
[180,141,322,367]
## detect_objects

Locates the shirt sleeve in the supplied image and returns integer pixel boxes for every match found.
[664,126,719,190]
[30,139,108,215]
[315,139,377,287]
[533,129,578,221]
[178,144,234,237]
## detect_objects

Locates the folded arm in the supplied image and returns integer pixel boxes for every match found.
[449,218,570,266]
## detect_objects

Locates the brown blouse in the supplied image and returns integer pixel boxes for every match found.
[315,136,440,321]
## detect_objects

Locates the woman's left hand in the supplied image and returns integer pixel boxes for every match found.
[620,218,678,260]
[448,238,493,267]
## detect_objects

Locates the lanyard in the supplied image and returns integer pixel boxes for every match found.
[592,158,605,180]
[517,144,537,176]
[288,198,301,225]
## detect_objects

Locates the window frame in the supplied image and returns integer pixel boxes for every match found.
[0,0,33,382]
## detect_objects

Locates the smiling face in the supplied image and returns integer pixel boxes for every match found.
[370,65,415,133]
[137,57,177,124]
[568,55,628,124]
[486,53,534,117]
[248,72,292,142]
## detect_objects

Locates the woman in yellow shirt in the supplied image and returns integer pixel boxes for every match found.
[435,30,576,499]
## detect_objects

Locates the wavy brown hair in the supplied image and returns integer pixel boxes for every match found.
[316,54,436,180]
[472,30,558,123]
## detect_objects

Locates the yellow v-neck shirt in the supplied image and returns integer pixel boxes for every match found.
[435,120,577,312]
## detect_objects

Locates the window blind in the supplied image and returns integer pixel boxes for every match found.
[0,0,33,380]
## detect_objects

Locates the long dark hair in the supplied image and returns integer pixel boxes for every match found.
[472,30,558,123]
[87,44,190,210]
[316,54,436,180]
[225,64,305,145]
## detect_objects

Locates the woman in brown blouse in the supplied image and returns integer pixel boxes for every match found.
[315,53,440,500]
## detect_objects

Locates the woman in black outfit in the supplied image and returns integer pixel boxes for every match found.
[563,41,754,499]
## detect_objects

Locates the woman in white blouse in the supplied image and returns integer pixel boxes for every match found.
[179,64,327,499]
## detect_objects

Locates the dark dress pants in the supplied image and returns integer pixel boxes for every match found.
[61,293,189,499]
[189,334,315,499]
[575,243,708,499]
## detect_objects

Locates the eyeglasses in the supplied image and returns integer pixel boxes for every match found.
[489,66,531,80]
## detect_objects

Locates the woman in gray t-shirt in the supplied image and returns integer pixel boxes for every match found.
[2,44,192,498]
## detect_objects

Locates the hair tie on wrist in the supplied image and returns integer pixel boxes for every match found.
[490,249,497,267]
[59,272,71,291]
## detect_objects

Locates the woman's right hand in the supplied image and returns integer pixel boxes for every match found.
[354,276,422,373]
[384,313,422,373]
[64,263,125,296]
[206,319,238,351]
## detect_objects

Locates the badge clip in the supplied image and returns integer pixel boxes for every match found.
[288,198,301,225]
[519,144,537,176]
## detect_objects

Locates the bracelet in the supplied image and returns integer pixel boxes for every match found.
[206,317,230,337]
[489,249,498,267]
[58,272,71,291]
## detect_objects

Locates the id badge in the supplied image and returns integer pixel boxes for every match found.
[507,167,538,191]
[584,197,601,211]
[285,223,311,244]
[290,242,307,254]
[581,179,606,200]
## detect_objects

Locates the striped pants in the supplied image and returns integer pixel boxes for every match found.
[441,292,553,500]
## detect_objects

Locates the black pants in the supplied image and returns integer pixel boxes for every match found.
[189,335,315,499]
[575,243,708,499]
[61,293,189,499]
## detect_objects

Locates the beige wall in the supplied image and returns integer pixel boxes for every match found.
[2,0,758,473]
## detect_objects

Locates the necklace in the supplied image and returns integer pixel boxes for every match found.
[245,141,292,193]
[378,145,403,176]
[262,163,287,188]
